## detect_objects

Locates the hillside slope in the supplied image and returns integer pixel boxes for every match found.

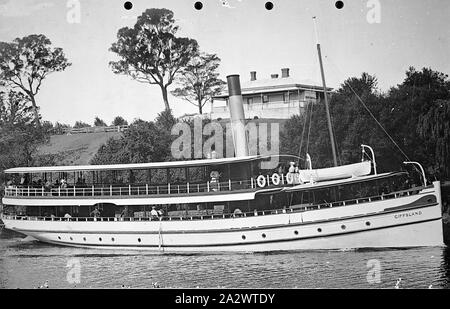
[37,132,122,165]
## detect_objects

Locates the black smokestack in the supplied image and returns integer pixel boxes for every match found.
[226,75,248,158]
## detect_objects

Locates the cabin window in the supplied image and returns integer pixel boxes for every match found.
[262,95,269,103]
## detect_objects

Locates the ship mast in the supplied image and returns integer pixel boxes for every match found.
[313,17,338,167]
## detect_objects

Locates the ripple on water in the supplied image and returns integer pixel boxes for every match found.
[0,234,448,288]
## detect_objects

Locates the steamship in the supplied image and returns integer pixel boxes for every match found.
[0,74,444,252]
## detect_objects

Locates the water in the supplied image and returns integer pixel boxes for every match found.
[0,231,449,289]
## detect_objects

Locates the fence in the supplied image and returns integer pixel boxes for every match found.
[50,125,129,135]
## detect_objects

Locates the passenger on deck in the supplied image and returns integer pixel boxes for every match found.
[44,181,52,195]
[64,213,72,219]
[150,206,159,219]
[157,208,164,217]
[233,208,243,217]
[288,162,296,173]
[120,206,129,218]
[90,207,101,218]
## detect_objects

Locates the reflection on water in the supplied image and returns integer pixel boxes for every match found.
[0,231,449,289]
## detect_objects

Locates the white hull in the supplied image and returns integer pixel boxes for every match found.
[2,184,444,252]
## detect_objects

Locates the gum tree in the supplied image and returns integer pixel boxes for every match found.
[171,53,226,114]
[0,34,71,126]
[110,8,199,111]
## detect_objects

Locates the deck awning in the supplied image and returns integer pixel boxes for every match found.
[4,155,260,174]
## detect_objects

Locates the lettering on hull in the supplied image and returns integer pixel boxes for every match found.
[394,211,422,219]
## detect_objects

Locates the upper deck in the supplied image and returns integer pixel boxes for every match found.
[2,154,296,206]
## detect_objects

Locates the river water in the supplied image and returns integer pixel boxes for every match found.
[0,230,449,289]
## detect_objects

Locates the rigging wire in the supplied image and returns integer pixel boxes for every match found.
[325,57,412,163]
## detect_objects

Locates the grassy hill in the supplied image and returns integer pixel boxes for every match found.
[37,132,122,165]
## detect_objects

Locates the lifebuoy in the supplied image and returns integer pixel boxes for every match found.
[257,175,266,187]
[286,173,294,184]
[271,173,281,185]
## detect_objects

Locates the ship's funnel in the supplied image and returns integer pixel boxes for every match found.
[226,75,248,158]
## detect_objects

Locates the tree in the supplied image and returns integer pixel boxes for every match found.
[0,34,71,126]
[53,122,71,134]
[281,73,392,170]
[91,109,178,166]
[94,117,107,127]
[0,90,50,190]
[418,99,450,179]
[281,68,450,181]
[110,8,199,111]
[0,90,34,126]
[73,120,90,128]
[112,116,128,126]
[171,53,226,114]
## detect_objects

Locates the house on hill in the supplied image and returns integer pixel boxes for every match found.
[210,68,333,120]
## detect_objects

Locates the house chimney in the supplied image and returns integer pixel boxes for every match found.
[250,71,257,81]
[281,68,290,78]
[271,74,279,79]
[226,75,248,158]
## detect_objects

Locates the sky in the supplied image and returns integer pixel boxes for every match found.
[0,0,449,125]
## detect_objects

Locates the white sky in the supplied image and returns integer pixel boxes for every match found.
[0,0,449,125]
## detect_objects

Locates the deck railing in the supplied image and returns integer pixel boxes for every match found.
[1,186,427,222]
[3,175,289,198]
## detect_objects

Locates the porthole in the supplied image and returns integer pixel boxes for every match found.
[70,237,73,241]
[366,221,371,226]
[242,235,246,240]
[138,238,141,243]
[83,237,86,241]
[57,236,61,240]
[341,225,346,230]
[294,230,299,235]
[111,237,115,242]
[317,228,322,233]
[262,233,266,238]
[99,237,102,241]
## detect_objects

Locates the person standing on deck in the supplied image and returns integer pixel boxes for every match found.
[150,206,159,219]
[90,207,101,218]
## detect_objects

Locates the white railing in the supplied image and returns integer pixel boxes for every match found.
[3,174,292,198]
[1,186,426,222]
[211,100,311,113]
[51,125,129,135]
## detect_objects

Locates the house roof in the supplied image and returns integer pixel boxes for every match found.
[214,77,333,99]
